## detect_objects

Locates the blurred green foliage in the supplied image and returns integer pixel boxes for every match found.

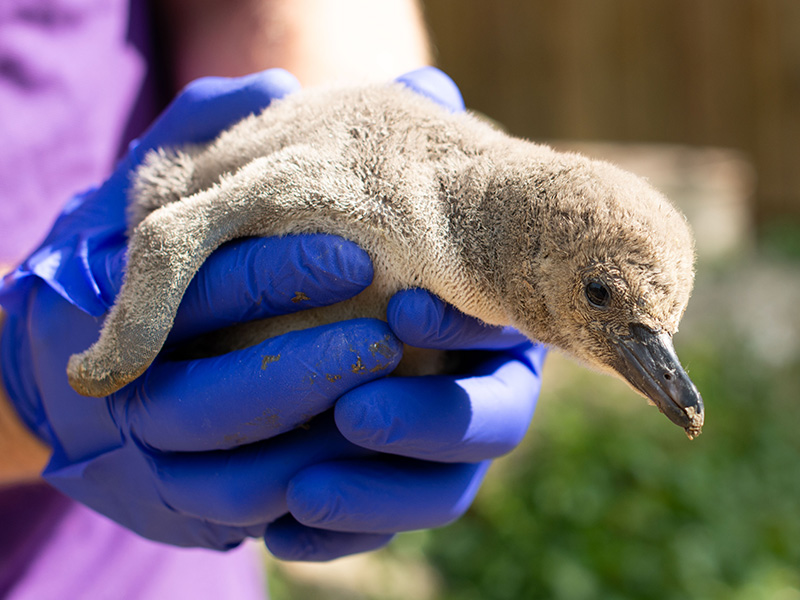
[761,219,800,261]
[420,332,800,600]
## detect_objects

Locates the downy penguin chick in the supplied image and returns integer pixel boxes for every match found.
[67,82,704,438]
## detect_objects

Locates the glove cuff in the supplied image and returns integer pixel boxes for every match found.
[0,187,125,318]
[1,310,53,445]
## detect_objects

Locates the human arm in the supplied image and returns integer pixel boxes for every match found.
[0,323,50,487]
[157,0,433,89]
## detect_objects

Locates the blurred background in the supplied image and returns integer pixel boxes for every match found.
[269,1,800,598]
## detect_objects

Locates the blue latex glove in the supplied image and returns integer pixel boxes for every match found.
[0,67,546,561]
[264,292,546,559]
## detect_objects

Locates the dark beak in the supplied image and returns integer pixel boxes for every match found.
[610,324,704,439]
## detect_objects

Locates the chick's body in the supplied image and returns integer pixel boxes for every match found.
[68,83,703,436]
[132,85,539,338]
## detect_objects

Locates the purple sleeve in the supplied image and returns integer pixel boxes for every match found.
[0,1,267,597]
[0,0,158,265]
[1,484,267,600]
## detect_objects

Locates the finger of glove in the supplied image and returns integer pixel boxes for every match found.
[387,288,529,350]
[287,458,490,533]
[124,320,402,452]
[396,66,465,112]
[149,413,373,527]
[134,69,301,160]
[91,234,374,340]
[169,235,374,342]
[335,351,543,462]
[265,515,394,562]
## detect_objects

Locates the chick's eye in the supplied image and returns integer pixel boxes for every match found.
[585,280,611,308]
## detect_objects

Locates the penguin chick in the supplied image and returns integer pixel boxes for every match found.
[66,82,704,438]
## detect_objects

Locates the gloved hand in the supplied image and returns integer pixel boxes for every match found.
[0,67,546,561]
[263,289,545,559]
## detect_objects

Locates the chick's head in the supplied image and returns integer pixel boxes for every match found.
[514,156,703,437]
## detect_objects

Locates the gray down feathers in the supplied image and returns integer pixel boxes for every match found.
[66,82,699,433]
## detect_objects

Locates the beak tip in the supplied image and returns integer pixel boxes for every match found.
[682,404,704,440]
[685,424,702,440]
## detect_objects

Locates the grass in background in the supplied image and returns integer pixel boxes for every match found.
[421,336,800,600]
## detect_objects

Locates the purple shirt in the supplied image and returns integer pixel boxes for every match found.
[0,0,153,264]
[0,1,267,597]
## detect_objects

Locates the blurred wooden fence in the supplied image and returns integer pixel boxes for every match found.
[423,0,800,226]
